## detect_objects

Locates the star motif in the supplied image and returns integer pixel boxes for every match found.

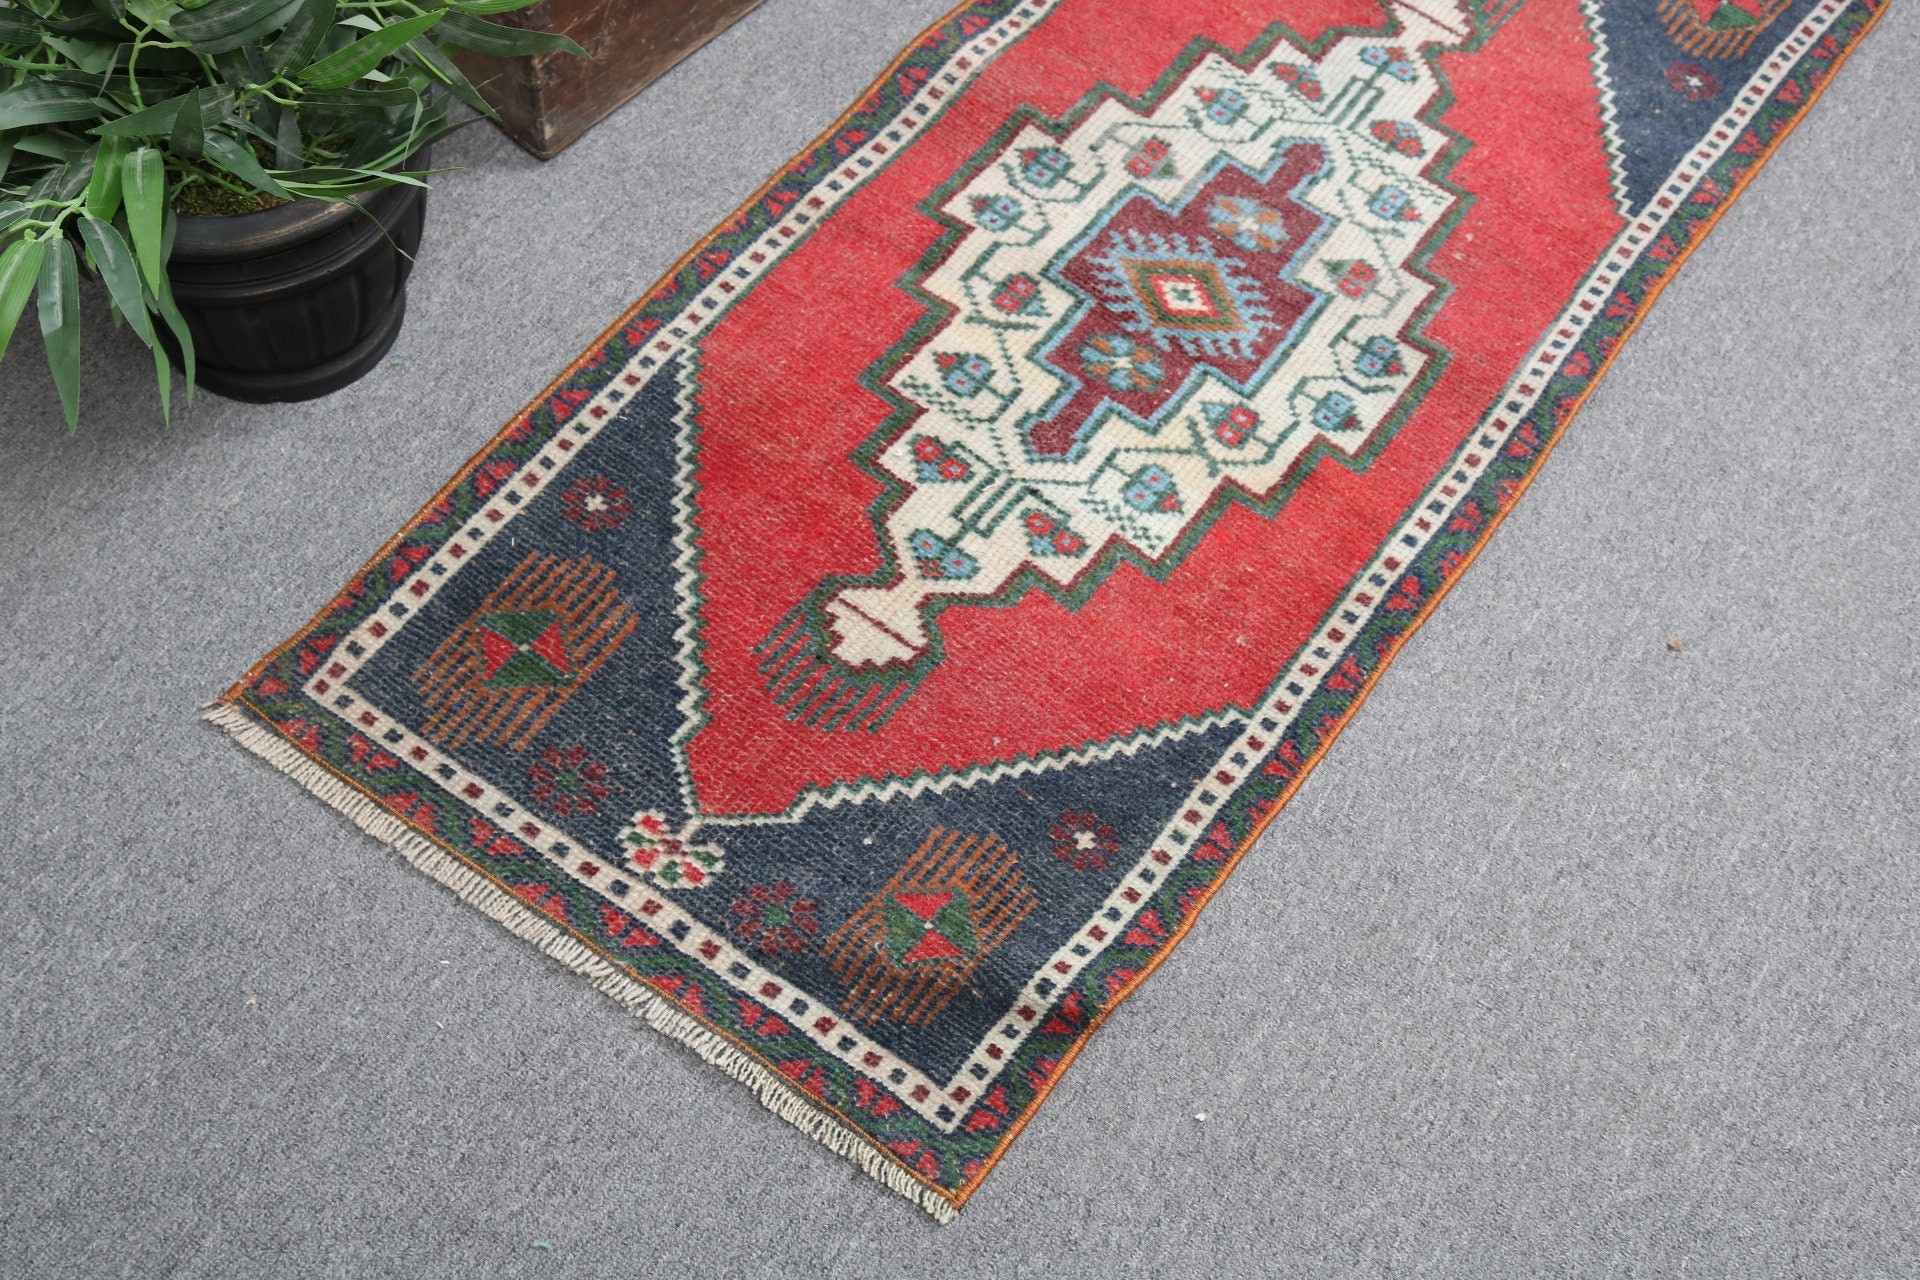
[883,890,978,965]
[476,611,573,687]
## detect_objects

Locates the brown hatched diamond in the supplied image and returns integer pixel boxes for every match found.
[823,828,1037,1027]
[413,552,636,752]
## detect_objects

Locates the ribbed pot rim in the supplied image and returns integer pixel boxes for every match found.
[170,148,429,265]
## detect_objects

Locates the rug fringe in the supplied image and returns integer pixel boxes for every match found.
[202,699,960,1224]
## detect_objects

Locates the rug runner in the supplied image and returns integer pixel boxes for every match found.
[212,0,1885,1219]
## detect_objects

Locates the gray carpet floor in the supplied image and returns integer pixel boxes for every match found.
[2,1,1915,1275]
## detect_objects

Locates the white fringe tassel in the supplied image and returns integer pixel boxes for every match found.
[204,700,961,1223]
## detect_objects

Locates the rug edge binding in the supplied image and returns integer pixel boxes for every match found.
[201,699,962,1224]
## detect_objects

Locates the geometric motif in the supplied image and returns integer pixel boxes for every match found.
[1037,162,1326,440]
[413,552,636,751]
[761,32,1461,727]
[731,881,824,956]
[1084,229,1279,361]
[620,810,728,889]
[526,744,612,817]
[823,828,1038,1026]
[1050,810,1120,872]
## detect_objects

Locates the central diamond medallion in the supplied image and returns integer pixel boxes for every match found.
[1100,233,1269,353]
[1028,153,1327,457]
[758,38,1462,725]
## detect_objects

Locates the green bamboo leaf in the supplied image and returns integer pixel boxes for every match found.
[0,9,44,41]
[340,117,411,169]
[148,270,195,396]
[433,12,586,58]
[92,0,132,23]
[210,47,251,87]
[125,0,177,26]
[96,69,192,107]
[400,35,495,119]
[152,336,172,421]
[119,46,200,74]
[264,0,334,74]
[37,237,81,430]
[0,83,105,131]
[221,109,278,149]
[43,12,124,36]
[273,102,302,168]
[93,90,192,137]
[272,163,363,181]
[203,44,271,87]
[450,0,542,12]
[96,85,236,138]
[299,11,442,90]
[0,238,48,365]
[201,132,291,199]
[123,145,166,292]
[339,165,427,185]
[13,131,89,162]
[24,157,92,205]
[274,162,381,190]
[295,83,422,112]
[0,138,13,186]
[84,135,129,220]
[35,67,123,94]
[172,0,305,55]
[196,86,237,130]
[43,33,117,73]
[169,89,204,160]
[276,178,381,198]
[77,214,157,348]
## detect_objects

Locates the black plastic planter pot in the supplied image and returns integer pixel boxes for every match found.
[165,171,428,403]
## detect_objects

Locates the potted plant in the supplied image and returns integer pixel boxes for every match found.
[0,0,582,421]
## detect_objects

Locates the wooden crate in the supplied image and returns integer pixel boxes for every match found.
[450,0,769,160]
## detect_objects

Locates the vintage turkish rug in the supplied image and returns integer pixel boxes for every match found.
[212,0,1883,1219]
